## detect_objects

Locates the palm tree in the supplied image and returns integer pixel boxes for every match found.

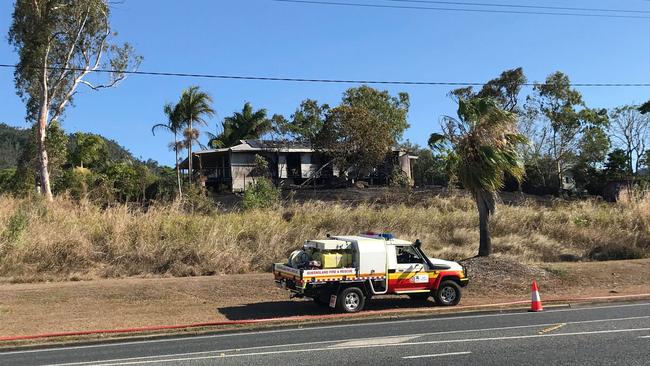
[207,102,271,148]
[152,102,184,196]
[430,98,526,256]
[177,86,215,183]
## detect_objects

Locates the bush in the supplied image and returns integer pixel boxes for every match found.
[587,243,645,261]
[0,168,16,193]
[389,168,412,188]
[243,178,280,209]
[59,167,95,199]
[182,186,217,214]
[4,206,29,243]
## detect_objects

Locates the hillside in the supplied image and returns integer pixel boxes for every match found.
[0,123,141,169]
[0,123,29,170]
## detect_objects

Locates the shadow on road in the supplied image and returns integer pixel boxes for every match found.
[218,297,436,320]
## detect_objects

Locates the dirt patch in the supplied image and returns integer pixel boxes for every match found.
[0,259,648,339]
[460,256,551,293]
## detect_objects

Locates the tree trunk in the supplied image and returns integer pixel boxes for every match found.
[627,149,634,176]
[37,88,53,201]
[552,130,563,195]
[476,193,492,257]
[188,114,193,184]
[556,159,563,195]
[174,134,182,197]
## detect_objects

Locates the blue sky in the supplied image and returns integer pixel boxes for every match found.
[1,0,649,166]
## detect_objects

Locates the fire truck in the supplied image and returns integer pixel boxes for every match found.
[273,233,469,313]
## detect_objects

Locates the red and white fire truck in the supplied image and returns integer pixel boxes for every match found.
[273,233,469,313]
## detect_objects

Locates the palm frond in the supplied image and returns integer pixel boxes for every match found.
[452,97,526,194]
[151,123,170,135]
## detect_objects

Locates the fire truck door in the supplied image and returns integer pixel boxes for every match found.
[391,245,430,292]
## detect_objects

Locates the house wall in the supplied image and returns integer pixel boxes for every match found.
[224,149,415,191]
[230,152,258,192]
[301,153,319,178]
[399,153,412,180]
[278,154,288,179]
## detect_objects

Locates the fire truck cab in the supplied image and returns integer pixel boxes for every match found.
[273,233,469,313]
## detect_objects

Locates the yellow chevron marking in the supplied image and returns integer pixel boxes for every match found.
[388,272,439,280]
[538,323,566,335]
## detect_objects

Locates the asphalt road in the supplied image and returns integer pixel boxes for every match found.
[2,302,649,366]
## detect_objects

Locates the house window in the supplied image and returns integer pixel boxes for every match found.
[286,153,301,178]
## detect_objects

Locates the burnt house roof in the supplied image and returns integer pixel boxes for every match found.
[243,139,312,150]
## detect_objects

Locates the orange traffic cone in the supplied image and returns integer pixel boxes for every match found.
[529,280,543,312]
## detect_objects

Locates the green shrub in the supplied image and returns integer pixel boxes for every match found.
[243,178,280,209]
[389,167,412,188]
[59,167,95,199]
[0,168,16,193]
[182,186,217,214]
[4,207,28,242]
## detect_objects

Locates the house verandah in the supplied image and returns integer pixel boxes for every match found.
[179,140,417,193]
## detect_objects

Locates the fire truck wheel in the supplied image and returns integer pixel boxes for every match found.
[337,287,366,313]
[434,280,462,306]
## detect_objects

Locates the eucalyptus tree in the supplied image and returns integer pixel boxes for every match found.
[430,98,526,256]
[69,132,108,169]
[639,101,650,114]
[177,86,215,183]
[530,72,608,193]
[152,103,184,195]
[609,105,649,175]
[8,0,141,200]
[317,86,410,178]
[277,99,330,143]
[450,68,527,113]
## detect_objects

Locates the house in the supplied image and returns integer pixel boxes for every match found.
[561,171,576,192]
[179,139,418,193]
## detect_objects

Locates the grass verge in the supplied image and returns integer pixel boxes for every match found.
[0,193,648,282]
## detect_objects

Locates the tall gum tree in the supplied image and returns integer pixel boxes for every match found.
[609,105,649,175]
[529,72,608,194]
[8,0,141,200]
[316,86,410,179]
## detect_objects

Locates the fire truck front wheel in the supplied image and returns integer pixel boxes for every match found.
[337,287,366,313]
[434,280,462,306]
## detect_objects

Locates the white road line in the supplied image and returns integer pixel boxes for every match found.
[55,328,650,366]
[403,351,471,359]
[3,302,648,356]
[329,335,419,348]
[40,316,650,366]
[638,335,650,339]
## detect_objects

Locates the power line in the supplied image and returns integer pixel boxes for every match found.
[1,64,648,88]
[272,0,650,19]
[387,0,650,14]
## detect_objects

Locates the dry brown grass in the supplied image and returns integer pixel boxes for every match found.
[0,193,648,282]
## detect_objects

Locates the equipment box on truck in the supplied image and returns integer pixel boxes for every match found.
[273,232,469,313]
